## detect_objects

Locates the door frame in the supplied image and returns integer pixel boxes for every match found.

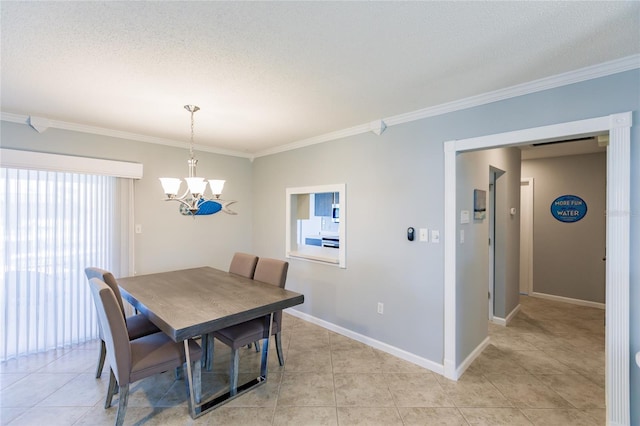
[519,177,534,295]
[443,112,632,425]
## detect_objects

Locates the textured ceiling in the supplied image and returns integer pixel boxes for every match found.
[1,1,639,156]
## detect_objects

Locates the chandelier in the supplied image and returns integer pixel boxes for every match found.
[159,105,235,216]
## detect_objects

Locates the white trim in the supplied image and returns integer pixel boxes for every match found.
[530,292,605,310]
[0,112,254,160]
[444,112,631,425]
[455,336,491,380]
[2,56,637,160]
[285,308,445,376]
[520,178,534,295]
[252,54,640,158]
[0,148,143,179]
[491,304,522,326]
[285,184,346,268]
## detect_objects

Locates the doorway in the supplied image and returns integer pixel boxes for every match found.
[443,112,632,424]
[488,167,505,320]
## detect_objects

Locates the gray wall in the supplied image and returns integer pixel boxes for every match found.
[0,123,254,274]
[2,68,639,423]
[456,147,521,362]
[522,153,606,303]
[252,69,639,423]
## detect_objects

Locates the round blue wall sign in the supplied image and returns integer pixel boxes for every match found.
[550,195,587,223]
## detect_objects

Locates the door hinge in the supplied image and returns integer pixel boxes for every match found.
[488,291,491,299]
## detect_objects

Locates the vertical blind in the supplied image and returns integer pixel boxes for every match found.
[1,167,124,361]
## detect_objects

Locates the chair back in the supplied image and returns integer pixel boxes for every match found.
[85,267,126,319]
[88,277,132,386]
[253,258,289,332]
[229,252,259,279]
[253,258,288,289]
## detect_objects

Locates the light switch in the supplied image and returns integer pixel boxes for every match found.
[460,210,470,224]
[431,230,440,243]
[419,228,428,242]
[135,224,142,234]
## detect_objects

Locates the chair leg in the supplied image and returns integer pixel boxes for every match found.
[275,332,284,366]
[230,348,239,396]
[253,340,260,352]
[96,339,107,378]
[105,368,118,409]
[114,383,129,426]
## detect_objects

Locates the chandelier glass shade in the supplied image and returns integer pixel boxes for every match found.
[159,105,225,215]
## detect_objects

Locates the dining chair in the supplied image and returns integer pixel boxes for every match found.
[84,267,160,378]
[88,277,202,426]
[212,257,289,395]
[202,252,259,370]
[229,252,259,278]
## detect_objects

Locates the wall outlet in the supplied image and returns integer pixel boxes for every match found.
[377,302,384,314]
[419,228,428,242]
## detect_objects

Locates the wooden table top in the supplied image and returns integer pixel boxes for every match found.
[117,266,304,342]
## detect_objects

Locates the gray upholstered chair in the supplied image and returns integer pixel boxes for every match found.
[88,277,202,426]
[84,267,160,378]
[229,252,259,279]
[212,257,289,395]
[202,253,259,370]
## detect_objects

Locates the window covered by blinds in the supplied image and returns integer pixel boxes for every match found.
[1,168,121,360]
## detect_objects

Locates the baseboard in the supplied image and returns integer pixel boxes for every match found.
[285,308,445,376]
[491,304,521,326]
[530,292,605,309]
[455,336,491,380]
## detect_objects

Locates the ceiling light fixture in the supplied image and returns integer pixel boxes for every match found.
[159,105,228,216]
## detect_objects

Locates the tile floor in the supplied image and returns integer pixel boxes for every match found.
[1,295,605,425]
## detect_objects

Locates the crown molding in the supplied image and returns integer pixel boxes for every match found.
[0,112,254,160]
[253,54,640,158]
[2,55,638,160]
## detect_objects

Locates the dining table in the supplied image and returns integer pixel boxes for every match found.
[117,266,304,419]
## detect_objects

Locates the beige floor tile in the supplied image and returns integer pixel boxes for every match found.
[34,349,98,374]
[0,349,69,374]
[485,373,572,409]
[284,348,333,373]
[398,407,469,425]
[7,406,92,426]
[337,407,403,425]
[459,407,533,425]
[37,373,109,407]
[331,348,381,373]
[199,406,273,425]
[385,372,454,408]
[372,349,429,374]
[535,374,605,409]
[272,406,337,426]
[0,373,76,408]
[0,373,28,390]
[437,375,512,408]
[334,373,394,407]
[277,372,335,406]
[520,408,602,425]
[509,350,573,375]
